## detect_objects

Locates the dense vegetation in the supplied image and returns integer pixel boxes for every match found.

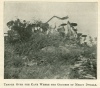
[4,18,97,79]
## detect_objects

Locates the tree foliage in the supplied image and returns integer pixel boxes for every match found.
[7,19,49,42]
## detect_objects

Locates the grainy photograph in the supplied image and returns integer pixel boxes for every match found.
[4,1,97,79]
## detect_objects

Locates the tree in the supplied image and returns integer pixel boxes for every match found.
[7,19,32,42]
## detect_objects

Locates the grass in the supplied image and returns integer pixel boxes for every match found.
[4,33,97,79]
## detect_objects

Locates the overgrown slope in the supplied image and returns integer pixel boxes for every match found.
[4,33,97,79]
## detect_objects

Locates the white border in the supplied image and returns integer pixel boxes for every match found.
[0,0,100,88]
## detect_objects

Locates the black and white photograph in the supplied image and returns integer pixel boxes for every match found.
[4,1,97,79]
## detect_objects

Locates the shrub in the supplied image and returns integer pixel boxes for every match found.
[82,44,97,59]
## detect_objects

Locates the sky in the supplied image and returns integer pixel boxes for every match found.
[4,2,98,37]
